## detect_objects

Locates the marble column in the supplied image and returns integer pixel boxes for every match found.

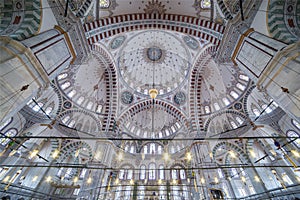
[232,28,300,121]
[0,26,76,123]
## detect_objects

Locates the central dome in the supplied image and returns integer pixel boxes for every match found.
[117,30,191,96]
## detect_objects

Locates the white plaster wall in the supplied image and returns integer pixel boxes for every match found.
[39,0,58,33]
[250,0,269,36]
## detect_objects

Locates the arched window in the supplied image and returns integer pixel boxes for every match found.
[62,116,70,124]
[130,146,135,153]
[125,145,129,152]
[57,73,68,80]
[45,107,53,115]
[0,117,12,131]
[159,165,164,180]
[0,128,17,146]
[286,130,300,148]
[261,104,272,113]
[80,168,87,179]
[231,168,238,178]
[165,129,170,136]
[236,83,246,91]
[57,168,63,177]
[218,168,224,178]
[214,103,220,111]
[96,104,103,113]
[119,169,125,180]
[140,165,146,180]
[180,169,186,179]
[236,117,244,125]
[292,119,300,130]
[204,106,210,114]
[158,131,163,138]
[32,102,43,111]
[149,163,156,180]
[239,74,249,81]
[222,98,230,106]
[86,102,93,110]
[65,168,73,179]
[171,169,178,180]
[230,91,239,99]
[230,121,238,129]
[127,169,133,180]
[157,145,162,154]
[77,97,84,105]
[252,108,260,117]
[144,145,148,154]
[68,120,76,128]
[150,143,155,154]
[67,90,76,98]
[61,82,71,90]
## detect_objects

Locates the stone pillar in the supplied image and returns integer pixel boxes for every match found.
[244,167,269,196]
[0,26,76,122]
[232,29,300,121]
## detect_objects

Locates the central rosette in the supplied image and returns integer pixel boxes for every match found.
[147,46,163,62]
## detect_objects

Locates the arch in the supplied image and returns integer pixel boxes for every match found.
[212,141,251,178]
[58,141,93,163]
[203,109,248,132]
[117,99,190,135]
[189,44,217,131]
[84,13,225,47]
[91,45,118,133]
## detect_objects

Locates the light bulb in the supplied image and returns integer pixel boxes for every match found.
[73,176,78,183]
[249,150,256,158]
[158,179,162,185]
[291,150,300,158]
[46,176,52,182]
[3,176,10,183]
[200,177,205,184]
[52,149,60,159]
[241,176,246,182]
[32,176,38,182]
[130,179,134,185]
[186,152,192,161]
[87,177,92,184]
[214,177,219,183]
[172,179,177,185]
[29,150,39,159]
[229,151,236,158]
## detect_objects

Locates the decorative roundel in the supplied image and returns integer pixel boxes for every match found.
[63,101,72,109]
[174,92,186,105]
[147,46,163,61]
[121,91,134,105]
[110,35,126,49]
[234,102,243,110]
[183,36,199,50]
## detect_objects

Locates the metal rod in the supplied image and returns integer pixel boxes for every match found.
[0,164,297,170]
[0,135,297,141]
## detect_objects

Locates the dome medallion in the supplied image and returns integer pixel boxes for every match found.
[147,46,163,62]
